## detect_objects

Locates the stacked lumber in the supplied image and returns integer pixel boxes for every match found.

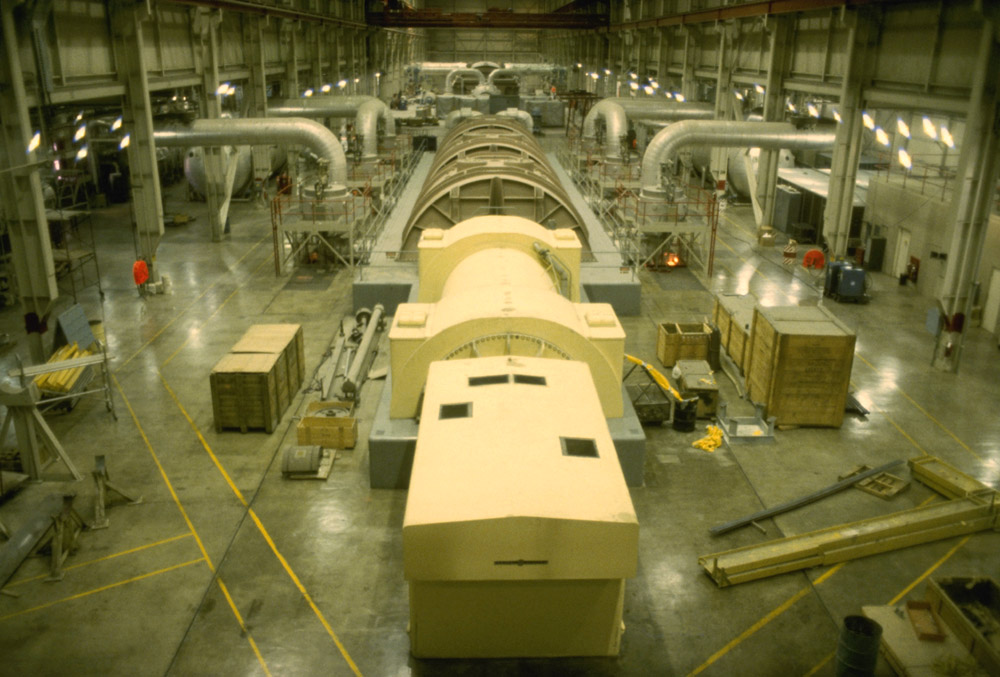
[34,343,94,393]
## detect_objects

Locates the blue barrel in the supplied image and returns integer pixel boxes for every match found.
[835,615,882,677]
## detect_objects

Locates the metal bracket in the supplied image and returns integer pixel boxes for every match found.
[90,455,142,530]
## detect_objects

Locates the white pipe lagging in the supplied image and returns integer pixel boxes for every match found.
[445,68,486,92]
[267,96,395,160]
[497,108,533,132]
[486,64,562,91]
[153,117,347,190]
[639,120,837,197]
[582,99,716,159]
[444,108,483,130]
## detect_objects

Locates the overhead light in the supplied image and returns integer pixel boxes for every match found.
[787,101,797,113]
[576,62,582,68]
[940,125,955,148]
[226,84,236,96]
[897,117,910,138]
[833,108,842,123]
[629,81,639,90]
[604,68,611,75]
[734,91,744,101]
[754,84,765,94]
[119,134,131,150]
[111,116,123,131]
[75,146,88,161]
[303,88,314,97]
[664,91,674,99]
[375,71,381,78]
[649,80,659,89]
[321,83,332,93]
[629,72,637,79]
[337,79,347,88]
[74,124,87,142]
[862,111,874,129]
[75,111,83,123]
[27,130,41,154]
[898,148,912,169]
[354,78,360,83]
[874,126,890,146]
[216,82,230,96]
[643,85,654,95]
[590,72,599,80]
[171,95,178,101]
[807,103,819,118]
[922,115,938,140]
[674,93,685,102]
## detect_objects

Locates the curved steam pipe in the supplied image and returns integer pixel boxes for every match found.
[267,96,395,160]
[582,99,716,159]
[497,108,533,132]
[445,68,486,92]
[639,120,837,197]
[153,117,347,190]
[444,107,483,129]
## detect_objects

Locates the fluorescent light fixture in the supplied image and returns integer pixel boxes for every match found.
[807,103,819,118]
[898,148,912,169]
[75,111,83,123]
[734,91,744,101]
[111,116,123,131]
[664,91,674,99]
[27,131,41,154]
[629,81,639,90]
[321,83,332,93]
[604,68,611,75]
[940,125,955,148]
[171,95,178,101]
[833,108,842,123]
[337,79,347,88]
[226,84,236,96]
[922,115,938,140]
[590,72,599,80]
[74,124,86,142]
[754,83,765,94]
[303,88,314,97]
[216,82,230,96]
[75,146,88,161]
[119,134,131,150]
[897,117,910,138]
[874,126,890,146]
[862,111,874,129]
[674,93,685,102]
[787,101,797,113]
[629,72,637,79]
[53,159,60,170]
[643,85,654,95]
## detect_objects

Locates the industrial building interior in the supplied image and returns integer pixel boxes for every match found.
[1,0,999,675]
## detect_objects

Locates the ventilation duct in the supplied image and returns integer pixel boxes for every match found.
[640,120,837,197]
[267,96,395,160]
[153,117,347,191]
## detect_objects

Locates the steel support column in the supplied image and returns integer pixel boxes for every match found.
[823,10,878,258]
[110,1,165,292]
[195,8,226,241]
[755,17,791,234]
[244,14,270,188]
[0,4,58,362]
[932,22,1000,372]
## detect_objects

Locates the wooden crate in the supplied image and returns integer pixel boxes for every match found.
[657,322,712,367]
[296,401,358,449]
[926,577,1000,675]
[211,352,283,433]
[744,305,855,427]
[231,324,305,394]
[715,295,756,371]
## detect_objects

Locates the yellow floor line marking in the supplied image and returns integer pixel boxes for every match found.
[161,255,273,368]
[0,557,204,622]
[5,533,193,588]
[688,586,812,676]
[114,375,271,675]
[160,373,363,676]
[218,578,272,677]
[854,353,981,462]
[803,532,970,677]
[889,535,971,605]
[117,235,268,371]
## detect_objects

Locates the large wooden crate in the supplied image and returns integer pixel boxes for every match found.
[744,305,855,427]
[296,400,358,449]
[657,322,712,367]
[231,324,305,395]
[715,294,756,370]
[211,352,283,433]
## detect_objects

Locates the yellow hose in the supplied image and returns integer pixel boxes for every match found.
[625,354,683,401]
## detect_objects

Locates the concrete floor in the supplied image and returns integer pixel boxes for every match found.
[0,136,998,677]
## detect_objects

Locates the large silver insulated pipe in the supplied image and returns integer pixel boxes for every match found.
[444,107,483,129]
[268,96,395,160]
[153,117,347,191]
[445,68,486,92]
[640,120,837,197]
[582,99,715,159]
